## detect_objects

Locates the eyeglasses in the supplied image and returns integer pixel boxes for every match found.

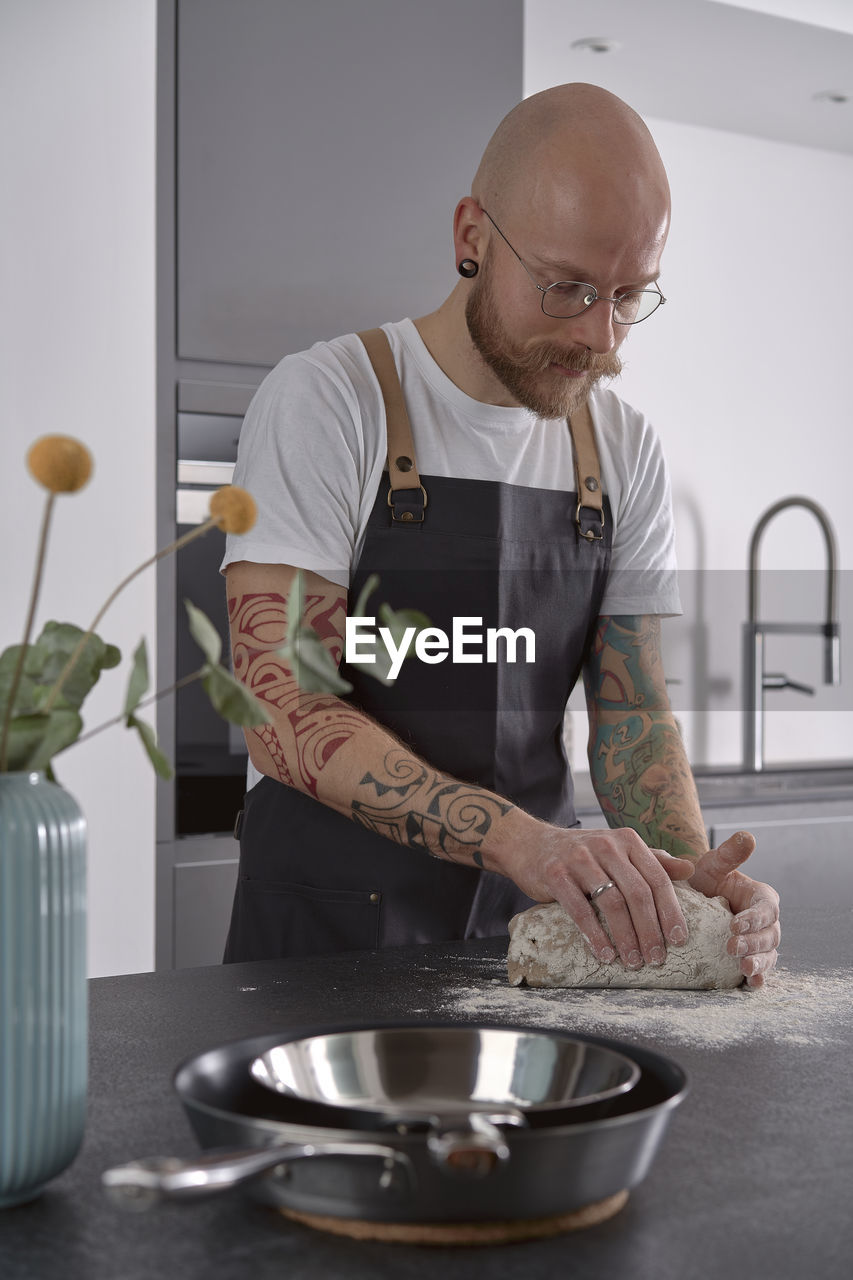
[480,208,666,324]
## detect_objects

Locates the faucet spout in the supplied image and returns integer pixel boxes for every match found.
[743,495,841,771]
[747,495,839,641]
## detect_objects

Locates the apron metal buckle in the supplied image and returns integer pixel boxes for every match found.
[388,484,428,524]
[575,501,605,541]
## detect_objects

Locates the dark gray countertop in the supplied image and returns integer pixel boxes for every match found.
[572,762,853,814]
[1,849,851,1279]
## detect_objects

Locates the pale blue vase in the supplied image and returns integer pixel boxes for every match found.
[0,771,87,1207]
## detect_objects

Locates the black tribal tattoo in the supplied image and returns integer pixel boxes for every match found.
[352,750,512,865]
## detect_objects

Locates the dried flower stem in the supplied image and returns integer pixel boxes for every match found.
[43,518,219,714]
[0,493,56,770]
[74,670,203,746]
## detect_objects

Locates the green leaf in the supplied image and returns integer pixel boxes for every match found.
[352,573,380,620]
[378,604,430,652]
[289,568,306,624]
[185,600,222,666]
[279,629,353,695]
[277,569,353,695]
[4,710,83,772]
[124,639,149,715]
[202,663,274,726]
[37,622,122,712]
[127,713,173,779]
[0,643,46,718]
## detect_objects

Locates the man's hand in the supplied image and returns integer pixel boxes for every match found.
[493,818,697,971]
[688,830,780,988]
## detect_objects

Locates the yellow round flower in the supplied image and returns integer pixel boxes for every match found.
[27,435,93,494]
[209,485,257,534]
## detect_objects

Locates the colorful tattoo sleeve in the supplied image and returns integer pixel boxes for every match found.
[584,615,708,859]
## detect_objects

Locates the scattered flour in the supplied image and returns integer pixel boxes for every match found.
[414,956,851,1050]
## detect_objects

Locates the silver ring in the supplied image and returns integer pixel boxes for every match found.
[586,880,616,902]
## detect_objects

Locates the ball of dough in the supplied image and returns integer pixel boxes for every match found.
[507,882,743,990]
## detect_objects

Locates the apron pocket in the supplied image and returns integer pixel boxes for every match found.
[231,879,382,960]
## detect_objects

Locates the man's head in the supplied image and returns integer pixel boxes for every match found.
[456,83,671,418]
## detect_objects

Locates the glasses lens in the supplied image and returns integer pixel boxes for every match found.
[541,282,597,318]
[613,289,663,324]
[542,283,664,322]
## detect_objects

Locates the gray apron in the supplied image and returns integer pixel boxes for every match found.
[224,329,612,961]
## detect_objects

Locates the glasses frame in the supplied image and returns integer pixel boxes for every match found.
[480,208,666,325]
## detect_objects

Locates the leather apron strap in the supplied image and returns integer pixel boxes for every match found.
[570,399,605,542]
[359,327,605,541]
[358,327,427,524]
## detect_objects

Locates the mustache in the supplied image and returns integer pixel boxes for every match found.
[522,344,623,380]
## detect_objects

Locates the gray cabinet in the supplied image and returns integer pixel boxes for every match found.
[707,808,853,908]
[175,0,524,369]
[157,835,238,969]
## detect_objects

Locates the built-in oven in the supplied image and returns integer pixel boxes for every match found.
[175,411,248,835]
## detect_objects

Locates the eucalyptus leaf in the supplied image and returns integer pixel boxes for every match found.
[378,604,431,652]
[4,710,83,772]
[124,640,149,715]
[202,663,274,726]
[277,569,353,695]
[279,629,353,695]
[352,573,380,620]
[127,713,173,779]
[36,622,121,712]
[185,600,222,666]
[0,643,50,717]
[288,568,306,625]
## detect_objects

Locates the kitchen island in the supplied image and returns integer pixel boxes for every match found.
[1,842,851,1279]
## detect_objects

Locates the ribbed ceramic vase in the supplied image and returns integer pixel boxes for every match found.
[0,771,87,1208]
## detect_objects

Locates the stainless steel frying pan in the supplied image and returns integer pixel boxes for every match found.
[103,1022,688,1224]
[249,1026,640,1170]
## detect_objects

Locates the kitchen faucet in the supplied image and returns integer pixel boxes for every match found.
[742,496,840,772]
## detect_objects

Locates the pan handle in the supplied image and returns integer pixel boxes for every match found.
[426,1112,520,1179]
[102,1140,411,1211]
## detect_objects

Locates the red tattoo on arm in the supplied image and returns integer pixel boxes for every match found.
[228,590,363,795]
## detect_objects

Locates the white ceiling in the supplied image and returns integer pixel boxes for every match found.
[525,0,853,155]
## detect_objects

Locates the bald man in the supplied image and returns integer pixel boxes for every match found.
[221,84,780,987]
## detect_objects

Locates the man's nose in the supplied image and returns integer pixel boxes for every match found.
[565,298,620,354]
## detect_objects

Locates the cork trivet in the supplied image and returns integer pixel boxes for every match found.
[278,1189,629,1246]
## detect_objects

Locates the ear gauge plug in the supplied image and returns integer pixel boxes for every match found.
[457,259,479,278]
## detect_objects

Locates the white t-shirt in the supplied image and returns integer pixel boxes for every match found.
[222,318,681,617]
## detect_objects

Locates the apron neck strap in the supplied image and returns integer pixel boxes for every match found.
[358,327,427,524]
[569,400,605,542]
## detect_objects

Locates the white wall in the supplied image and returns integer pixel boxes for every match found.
[525,22,853,774]
[0,0,158,976]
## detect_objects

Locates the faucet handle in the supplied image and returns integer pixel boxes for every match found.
[763,672,816,697]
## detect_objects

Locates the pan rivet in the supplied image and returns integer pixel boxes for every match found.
[272,1164,291,1181]
[584,476,599,492]
[370,892,380,904]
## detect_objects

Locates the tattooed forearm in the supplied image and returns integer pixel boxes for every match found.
[228,590,362,795]
[352,749,512,865]
[589,714,708,858]
[585,615,707,859]
[587,614,665,711]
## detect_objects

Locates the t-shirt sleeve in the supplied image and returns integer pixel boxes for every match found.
[596,395,682,617]
[220,345,381,589]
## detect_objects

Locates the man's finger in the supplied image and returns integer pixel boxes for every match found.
[653,850,697,880]
[692,830,757,888]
